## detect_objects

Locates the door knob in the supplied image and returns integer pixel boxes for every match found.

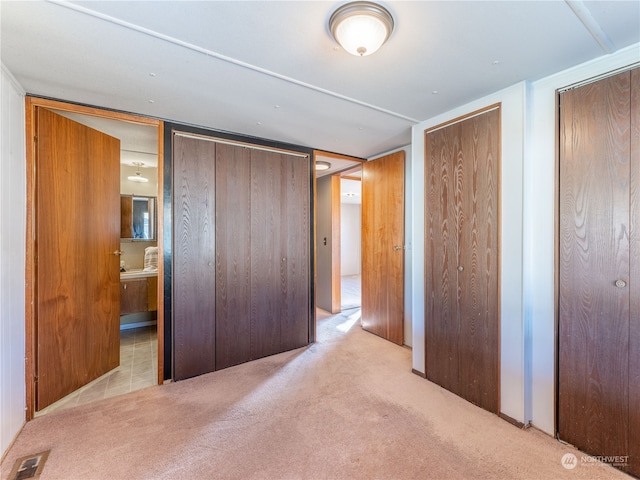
[615,279,627,288]
[393,245,402,251]
[113,250,123,256]
[458,266,464,272]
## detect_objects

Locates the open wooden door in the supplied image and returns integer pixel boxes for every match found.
[35,108,121,410]
[361,151,405,345]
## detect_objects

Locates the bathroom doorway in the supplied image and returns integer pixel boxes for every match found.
[25,97,164,418]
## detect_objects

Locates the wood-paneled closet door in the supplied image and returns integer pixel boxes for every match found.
[215,144,251,370]
[172,133,310,379]
[558,68,639,478]
[251,150,310,358]
[424,107,499,413]
[172,134,216,380]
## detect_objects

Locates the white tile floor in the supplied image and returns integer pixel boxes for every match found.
[341,274,361,310]
[36,326,157,416]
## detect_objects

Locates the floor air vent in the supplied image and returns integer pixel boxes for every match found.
[8,451,49,480]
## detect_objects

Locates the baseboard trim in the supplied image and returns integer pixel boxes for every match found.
[120,320,157,330]
[1,420,26,462]
[499,412,527,429]
[411,368,426,378]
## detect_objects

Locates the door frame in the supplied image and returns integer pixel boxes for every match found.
[24,97,164,420]
[312,151,364,314]
[337,166,363,311]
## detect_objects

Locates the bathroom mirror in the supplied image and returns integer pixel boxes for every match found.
[121,195,157,240]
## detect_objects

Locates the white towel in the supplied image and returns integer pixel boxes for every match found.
[143,246,158,271]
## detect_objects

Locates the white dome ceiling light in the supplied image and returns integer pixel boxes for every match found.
[316,160,332,171]
[329,1,394,57]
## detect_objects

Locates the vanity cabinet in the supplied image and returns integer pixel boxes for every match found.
[120,276,158,315]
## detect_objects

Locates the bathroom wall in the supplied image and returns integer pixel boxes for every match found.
[120,240,156,270]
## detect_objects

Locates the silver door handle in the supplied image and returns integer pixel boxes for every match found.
[615,279,627,288]
[458,266,464,272]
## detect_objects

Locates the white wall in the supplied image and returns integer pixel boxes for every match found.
[527,44,640,435]
[411,83,526,423]
[0,64,26,458]
[340,203,361,276]
[120,164,158,197]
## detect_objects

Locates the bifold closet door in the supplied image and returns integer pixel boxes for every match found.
[172,134,311,379]
[215,144,251,369]
[425,107,499,413]
[250,150,310,358]
[173,135,216,380]
[559,68,639,478]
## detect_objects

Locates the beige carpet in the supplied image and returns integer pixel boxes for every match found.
[1,310,631,480]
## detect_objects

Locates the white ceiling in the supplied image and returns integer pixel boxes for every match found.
[2,1,639,159]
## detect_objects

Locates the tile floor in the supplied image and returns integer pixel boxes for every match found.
[341,274,361,310]
[36,326,157,416]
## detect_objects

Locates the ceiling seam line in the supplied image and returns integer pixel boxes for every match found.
[48,0,420,124]
[564,0,615,54]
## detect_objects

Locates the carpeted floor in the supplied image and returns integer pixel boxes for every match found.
[1,310,631,480]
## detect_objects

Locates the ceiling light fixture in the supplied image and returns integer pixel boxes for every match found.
[127,162,149,183]
[329,1,394,57]
[316,161,332,171]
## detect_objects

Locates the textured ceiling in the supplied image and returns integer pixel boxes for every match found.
[2,1,639,159]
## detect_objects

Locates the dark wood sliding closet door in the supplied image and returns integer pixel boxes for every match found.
[251,150,310,358]
[251,151,284,358]
[425,107,499,413]
[172,132,311,380]
[215,144,251,370]
[558,68,639,478]
[173,135,216,380]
